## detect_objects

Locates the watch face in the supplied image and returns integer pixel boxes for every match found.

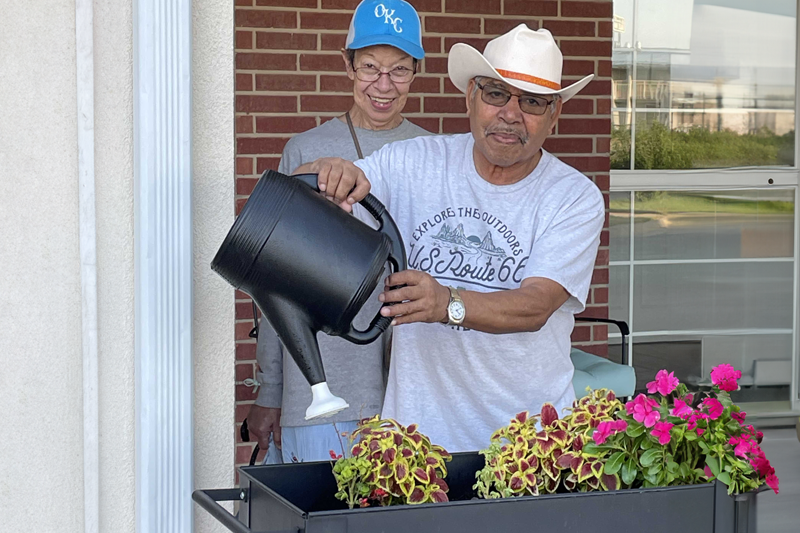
[449,301,466,321]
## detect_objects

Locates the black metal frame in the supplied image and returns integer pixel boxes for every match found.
[574,317,630,366]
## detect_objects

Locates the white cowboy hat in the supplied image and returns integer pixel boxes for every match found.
[448,24,594,102]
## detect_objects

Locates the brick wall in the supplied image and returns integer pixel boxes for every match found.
[233,0,612,473]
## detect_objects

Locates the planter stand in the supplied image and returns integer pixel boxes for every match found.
[194,453,760,533]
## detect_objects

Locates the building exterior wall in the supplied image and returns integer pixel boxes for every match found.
[1,1,235,531]
[233,0,613,470]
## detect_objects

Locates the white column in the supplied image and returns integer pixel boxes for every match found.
[134,0,193,531]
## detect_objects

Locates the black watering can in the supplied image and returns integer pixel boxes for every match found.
[211,170,406,419]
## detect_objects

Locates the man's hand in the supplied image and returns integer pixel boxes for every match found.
[246,405,282,460]
[293,157,371,213]
[378,270,451,326]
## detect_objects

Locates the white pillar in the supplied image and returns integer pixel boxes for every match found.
[134,0,193,531]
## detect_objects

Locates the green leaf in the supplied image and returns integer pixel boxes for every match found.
[622,460,637,485]
[705,456,720,477]
[647,463,663,476]
[640,438,654,451]
[604,452,625,476]
[640,448,661,467]
[679,462,692,478]
[667,461,679,474]
[626,424,645,438]
[716,471,731,486]
[684,431,698,442]
[698,440,709,453]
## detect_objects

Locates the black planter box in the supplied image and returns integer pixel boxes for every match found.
[194,452,759,533]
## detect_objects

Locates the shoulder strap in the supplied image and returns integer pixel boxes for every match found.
[345,111,364,160]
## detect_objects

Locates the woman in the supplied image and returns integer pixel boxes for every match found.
[247,0,432,464]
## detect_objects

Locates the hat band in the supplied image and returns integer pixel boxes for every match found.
[496,69,561,90]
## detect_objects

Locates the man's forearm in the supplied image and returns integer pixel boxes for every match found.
[456,280,569,334]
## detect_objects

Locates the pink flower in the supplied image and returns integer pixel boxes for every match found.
[701,398,724,420]
[684,393,694,404]
[647,369,680,396]
[729,435,755,458]
[671,398,692,418]
[592,419,629,444]
[651,421,674,445]
[766,473,780,494]
[710,363,742,392]
[731,411,746,425]
[686,411,709,433]
[704,465,714,479]
[626,394,662,428]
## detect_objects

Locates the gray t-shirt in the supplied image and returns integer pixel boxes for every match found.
[255,117,432,427]
[355,133,604,452]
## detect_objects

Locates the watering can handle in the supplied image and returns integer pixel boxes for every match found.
[292,173,407,345]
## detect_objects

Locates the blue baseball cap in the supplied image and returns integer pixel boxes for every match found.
[345,0,425,60]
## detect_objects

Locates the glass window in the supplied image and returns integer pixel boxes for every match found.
[612,0,797,169]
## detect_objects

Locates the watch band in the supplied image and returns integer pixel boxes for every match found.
[446,286,465,326]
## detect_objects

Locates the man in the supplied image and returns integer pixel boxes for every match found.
[247,0,430,464]
[298,25,605,452]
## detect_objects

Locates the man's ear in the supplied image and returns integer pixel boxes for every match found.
[465,78,476,116]
[341,49,355,81]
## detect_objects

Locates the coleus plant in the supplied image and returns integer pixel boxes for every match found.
[475,388,624,497]
[332,416,452,508]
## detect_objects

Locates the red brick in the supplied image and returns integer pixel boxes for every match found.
[425,96,466,114]
[444,37,492,52]
[236,95,297,113]
[301,53,348,71]
[301,94,353,112]
[591,267,609,284]
[236,342,257,361]
[593,174,610,190]
[577,305,609,319]
[407,116,439,133]
[596,98,611,115]
[300,12,352,30]
[424,57,448,74]
[593,325,608,342]
[579,343,608,357]
[572,79,611,96]
[236,73,253,91]
[484,18,540,36]
[255,73,316,92]
[561,1,613,19]
[558,118,610,135]
[237,137,290,155]
[320,75,354,92]
[236,196,245,212]
[560,156,610,173]
[595,248,610,265]
[236,362,255,382]
[321,33,347,51]
[442,117,470,133]
[236,30,253,49]
[560,40,612,58]
[236,10,297,29]
[235,290,250,300]
[562,59,595,76]
[542,137,593,154]
[443,78,461,94]
[236,115,253,133]
[236,383,259,401]
[236,443,256,464]
[257,157,281,173]
[256,31,317,50]
[598,21,613,38]
[599,229,609,246]
[422,36,441,54]
[598,60,612,77]
[571,325,591,342]
[410,76,440,93]
[236,52,297,70]
[425,16,481,34]
[594,287,609,304]
[596,136,610,153]
[235,0,252,6]
[504,0,557,16]
[236,321,256,340]
[561,98,594,115]
[320,0,361,7]
[445,0,500,14]
[236,177,258,195]
[256,116,318,133]
[542,20,596,37]
[236,157,253,175]
[410,0,442,11]
[256,0,316,6]
[402,97,421,113]
[235,404,251,425]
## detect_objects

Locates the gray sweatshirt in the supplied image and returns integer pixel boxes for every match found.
[254,117,432,427]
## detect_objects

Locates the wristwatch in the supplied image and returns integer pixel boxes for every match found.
[443,286,466,326]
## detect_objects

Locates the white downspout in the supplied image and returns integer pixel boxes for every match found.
[76,0,98,531]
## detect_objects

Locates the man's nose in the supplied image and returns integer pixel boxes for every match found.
[497,95,523,123]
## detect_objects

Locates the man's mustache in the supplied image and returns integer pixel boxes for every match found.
[484,125,529,145]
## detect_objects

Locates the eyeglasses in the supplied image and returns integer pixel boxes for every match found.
[476,82,557,116]
[353,65,415,84]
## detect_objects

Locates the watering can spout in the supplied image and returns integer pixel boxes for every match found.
[253,291,349,420]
